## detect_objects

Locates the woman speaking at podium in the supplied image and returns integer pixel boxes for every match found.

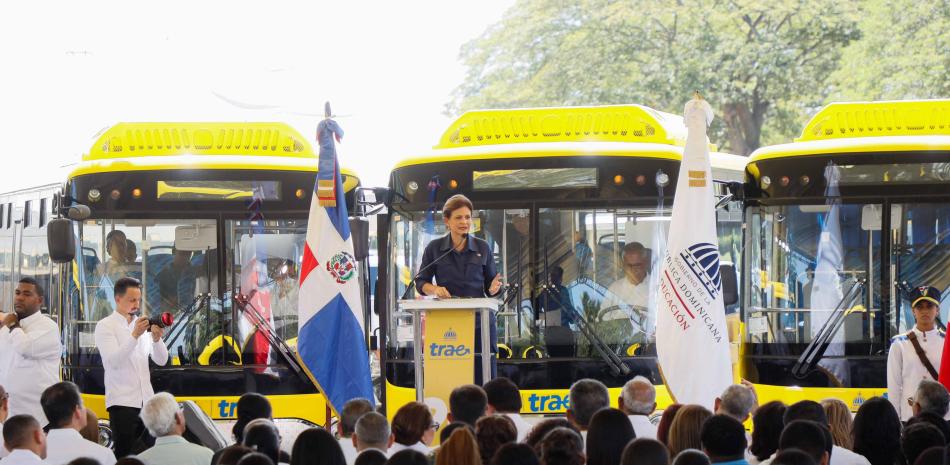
[414,194,503,382]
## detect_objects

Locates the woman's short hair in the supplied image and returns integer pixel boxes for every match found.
[435,427,481,465]
[392,402,433,446]
[540,427,585,465]
[820,398,853,450]
[475,415,517,465]
[523,418,578,456]
[442,195,473,219]
[666,405,712,457]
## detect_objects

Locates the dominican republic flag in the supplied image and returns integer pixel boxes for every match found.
[655,97,732,409]
[297,117,375,414]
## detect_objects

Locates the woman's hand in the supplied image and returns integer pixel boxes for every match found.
[489,274,504,295]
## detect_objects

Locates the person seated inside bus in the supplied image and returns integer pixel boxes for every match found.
[102,230,129,281]
[535,265,576,327]
[157,248,196,312]
[601,242,653,345]
[267,259,299,340]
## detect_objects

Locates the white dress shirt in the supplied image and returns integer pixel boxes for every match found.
[94,312,169,409]
[0,450,47,465]
[339,436,358,464]
[0,312,62,425]
[44,428,116,465]
[502,413,533,442]
[760,445,871,465]
[388,441,430,455]
[604,278,654,332]
[887,327,944,420]
[0,423,6,458]
[627,415,657,439]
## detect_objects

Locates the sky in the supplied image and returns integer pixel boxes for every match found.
[0,0,514,192]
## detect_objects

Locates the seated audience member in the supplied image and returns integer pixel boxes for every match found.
[587,408,636,465]
[232,393,273,443]
[657,404,683,447]
[41,382,115,465]
[291,427,346,465]
[449,385,488,427]
[782,400,871,465]
[211,445,252,465]
[852,397,901,465]
[137,393,213,465]
[621,438,670,465]
[673,450,712,465]
[385,450,428,465]
[236,452,276,465]
[241,419,282,465]
[913,380,950,418]
[906,412,950,443]
[900,423,946,465]
[619,376,658,439]
[490,443,539,465]
[354,450,387,465]
[667,405,712,457]
[701,414,748,465]
[0,415,47,465]
[475,416,516,465]
[820,400,853,450]
[567,379,610,434]
[483,378,532,441]
[435,428,480,465]
[80,409,100,444]
[523,418,579,456]
[0,384,10,459]
[354,412,394,456]
[439,422,473,445]
[771,450,817,465]
[715,384,757,423]
[390,402,435,455]
[540,427,585,465]
[338,399,374,464]
[911,447,944,465]
[778,420,830,465]
[749,401,786,465]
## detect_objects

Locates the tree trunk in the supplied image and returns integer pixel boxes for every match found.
[720,101,765,156]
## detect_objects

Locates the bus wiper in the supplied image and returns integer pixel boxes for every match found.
[791,278,866,379]
[232,290,312,385]
[162,292,210,348]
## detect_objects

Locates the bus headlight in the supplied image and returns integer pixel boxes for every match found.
[88,189,102,202]
[407,181,419,194]
[655,171,669,187]
[761,176,771,189]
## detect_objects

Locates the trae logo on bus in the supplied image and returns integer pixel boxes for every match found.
[326,251,357,284]
[680,243,722,299]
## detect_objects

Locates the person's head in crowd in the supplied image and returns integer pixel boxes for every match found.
[355,449,388,465]
[540,427,585,465]
[771,449,818,465]
[125,239,137,263]
[852,397,902,465]
[212,445,253,465]
[3,414,47,458]
[80,408,100,443]
[587,408,636,465]
[491,443,540,465]
[392,401,435,447]
[700,414,747,463]
[66,458,101,465]
[483,378,522,415]
[449,385,488,427]
[907,411,950,443]
[113,277,143,318]
[440,422,474,444]
[620,376,657,416]
[820,398,853,450]
[242,418,282,464]
[140,392,186,438]
[435,427,481,465]
[340,398,374,439]
[355,412,394,452]
[783,400,828,426]
[0,384,8,422]
[780,420,830,465]
[233,393,273,443]
[40,382,86,431]
[750,401,787,462]
[115,458,146,465]
[914,380,950,418]
[567,378,610,431]
[911,447,945,465]
[621,438,670,465]
[15,277,44,317]
[291,427,346,465]
[671,449,711,465]
[621,242,650,285]
[106,230,128,263]
[524,418,579,456]
[386,449,429,465]
[714,384,756,423]
[475,415,517,465]
[901,423,946,465]
[237,452,276,465]
[657,404,683,446]
[667,404,712,457]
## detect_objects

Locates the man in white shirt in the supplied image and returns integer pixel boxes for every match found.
[136,393,213,465]
[94,277,168,458]
[483,377,532,441]
[0,278,62,427]
[888,286,945,421]
[0,384,8,459]
[0,415,47,465]
[603,243,654,344]
[338,398,373,464]
[618,376,657,439]
[41,382,115,465]
[353,412,393,460]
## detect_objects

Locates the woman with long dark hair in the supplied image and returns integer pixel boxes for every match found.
[587,408,636,465]
[852,397,902,465]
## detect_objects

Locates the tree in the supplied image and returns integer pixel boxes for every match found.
[448,0,862,155]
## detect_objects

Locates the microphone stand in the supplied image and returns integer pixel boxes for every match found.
[400,233,467,300]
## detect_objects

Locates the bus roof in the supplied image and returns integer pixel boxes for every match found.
[750,100,950,162]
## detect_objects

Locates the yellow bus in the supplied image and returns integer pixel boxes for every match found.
[377,105,746,416]
[30,122,366,443]
[741,99,950,408]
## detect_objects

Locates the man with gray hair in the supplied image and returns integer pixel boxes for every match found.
[353,412,393,458]
[567,378,610,438]
[715,383,757,423]
[913,379,950,418]
[338,398,374,464]
[618,376,657,439]
[137,393,212,465]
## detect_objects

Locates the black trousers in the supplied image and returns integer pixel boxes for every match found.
[108,405,153,458]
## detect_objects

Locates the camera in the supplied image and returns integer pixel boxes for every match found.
[148,312,174,329]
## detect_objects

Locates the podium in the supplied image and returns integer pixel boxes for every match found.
[398,298,499,402]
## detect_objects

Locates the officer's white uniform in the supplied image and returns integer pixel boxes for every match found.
[887,326,944,421]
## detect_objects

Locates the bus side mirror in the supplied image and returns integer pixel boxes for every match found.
[720,262,739,307]
[349,217,370,260]
[47,218,76,264]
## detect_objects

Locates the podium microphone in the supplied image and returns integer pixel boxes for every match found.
[401,233,468,300]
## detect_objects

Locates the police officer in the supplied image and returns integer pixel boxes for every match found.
[888,286,944,421]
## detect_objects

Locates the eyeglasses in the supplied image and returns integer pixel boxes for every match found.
[430,422,440,431]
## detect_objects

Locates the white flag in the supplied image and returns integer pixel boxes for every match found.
[655,97,732,409]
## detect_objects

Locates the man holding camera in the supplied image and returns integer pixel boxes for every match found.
[94,277,169,457]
